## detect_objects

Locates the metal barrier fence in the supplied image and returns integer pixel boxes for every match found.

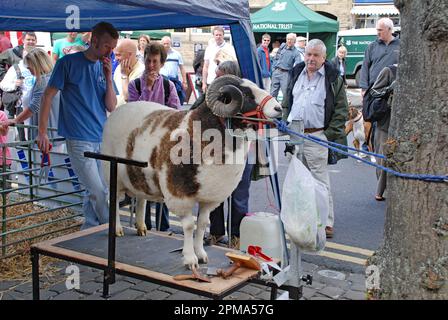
[1,124,84,259]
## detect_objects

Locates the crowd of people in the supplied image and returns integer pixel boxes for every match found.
[0,17,398,246]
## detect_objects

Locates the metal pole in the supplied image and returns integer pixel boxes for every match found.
[27,143,34,200]
[103,160,118,298]
[227,195,232,248]
[31,247,40,300]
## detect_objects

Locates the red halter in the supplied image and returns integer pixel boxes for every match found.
[241,95,273,133]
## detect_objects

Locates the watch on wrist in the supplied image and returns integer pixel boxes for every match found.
[121,75,128,80]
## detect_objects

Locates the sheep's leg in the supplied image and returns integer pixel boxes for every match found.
[180,214,198,269]
[194,205,215,264]
[115,192,124,237]
[135,197,147,236]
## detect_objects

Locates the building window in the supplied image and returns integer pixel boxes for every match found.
[191,27,212,34]
[355,15,400,28]
[173,28,186,32]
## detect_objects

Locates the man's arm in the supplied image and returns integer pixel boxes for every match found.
[37,86,58,153]
[102,57,117,112]
[359,45,373,95]
[324,78,349,142]
[179,64,187,91]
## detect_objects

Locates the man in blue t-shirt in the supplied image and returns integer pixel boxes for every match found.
[37,22,119,229]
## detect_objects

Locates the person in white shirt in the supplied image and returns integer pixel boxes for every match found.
[202,26,236,92]
[160,36,187,104]
[113,39,145,106]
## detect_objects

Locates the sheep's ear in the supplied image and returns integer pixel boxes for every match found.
[206,75,244,117]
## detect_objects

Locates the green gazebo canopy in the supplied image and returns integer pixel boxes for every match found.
[251,0,339,57]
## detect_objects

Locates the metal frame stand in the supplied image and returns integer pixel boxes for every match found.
[83,152,147,298]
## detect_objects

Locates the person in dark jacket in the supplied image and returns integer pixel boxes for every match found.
[256,33,272,91]
[331,45,347,85]
[283,39,348,238]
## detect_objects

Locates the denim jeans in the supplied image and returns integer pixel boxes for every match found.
[66,139,109,229]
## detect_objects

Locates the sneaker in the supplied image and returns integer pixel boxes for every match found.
[325,226,334,238]
[230,236,240,250]
[204,234,225,246]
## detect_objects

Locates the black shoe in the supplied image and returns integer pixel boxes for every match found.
[119,194,133,208]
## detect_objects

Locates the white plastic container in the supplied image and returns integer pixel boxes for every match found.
[239,212,285,265]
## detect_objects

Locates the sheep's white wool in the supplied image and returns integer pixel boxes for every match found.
[101,78,281,269]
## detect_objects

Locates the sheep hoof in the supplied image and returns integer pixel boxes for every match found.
[116,227,125,237]
[183,254,199,270]
[195,249,208,264]
[136,225,147,236]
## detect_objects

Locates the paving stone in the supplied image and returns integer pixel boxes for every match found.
[83,293,107,300]
[107,280,134,295]
[0,280,22,291]
[166,291,202,300]
[350,282,366,292]
[343,290,366,300]
[131,281,161,293]
[144,289,171,300]
[319,286,345,299]
[13,282,33,294]
[313,274,350,290]
[224,292,256,300]
[309,294,332,300]
[47,281,70,294]
[306,281,325,290]
[75,281,102,295]
[41,290,59,300]
[301,287,317,300]
[238,284,263,296]
[122,277,142,285]
[51,290,85,300]
[302,262,319,273]
[158,286,179,294]
[110,289,145,300]
[0,291,30,300]
[347,273,366,283]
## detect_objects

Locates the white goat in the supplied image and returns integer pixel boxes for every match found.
[101,75,282,269]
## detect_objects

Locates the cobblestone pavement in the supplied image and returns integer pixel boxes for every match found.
[0,259,366,300]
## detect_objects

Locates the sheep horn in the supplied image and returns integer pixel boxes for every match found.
[206,75,244,117]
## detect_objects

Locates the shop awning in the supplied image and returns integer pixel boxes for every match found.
[351,5,399,16]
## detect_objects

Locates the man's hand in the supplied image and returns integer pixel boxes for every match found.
[101,56,113,80]
[146,71,158,88]
[37,131,51,154]
[0,121,10,135]
[120,59,132,77]
[202,82,207,92]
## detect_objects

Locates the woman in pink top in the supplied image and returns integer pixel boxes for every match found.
[0,110,11,168]
[128,42,180,109]
[126,42,180,232]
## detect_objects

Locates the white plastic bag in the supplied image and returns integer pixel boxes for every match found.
[280,157,328,252]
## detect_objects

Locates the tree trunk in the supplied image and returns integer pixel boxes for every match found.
[371,0,448,299]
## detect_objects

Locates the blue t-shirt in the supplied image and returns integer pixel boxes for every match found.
[48,52,107,142]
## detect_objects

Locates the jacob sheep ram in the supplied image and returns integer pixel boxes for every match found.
[101,75,282,269]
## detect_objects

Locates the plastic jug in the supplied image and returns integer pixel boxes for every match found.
[239,212,285,265]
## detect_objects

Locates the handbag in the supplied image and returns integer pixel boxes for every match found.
[1,64,23,115]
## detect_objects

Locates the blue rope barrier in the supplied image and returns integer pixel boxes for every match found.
[274,119,448,183]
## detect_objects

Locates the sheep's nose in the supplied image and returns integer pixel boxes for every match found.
[274,106,282,112]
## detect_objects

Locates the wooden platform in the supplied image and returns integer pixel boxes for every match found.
[31,224,261,299]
